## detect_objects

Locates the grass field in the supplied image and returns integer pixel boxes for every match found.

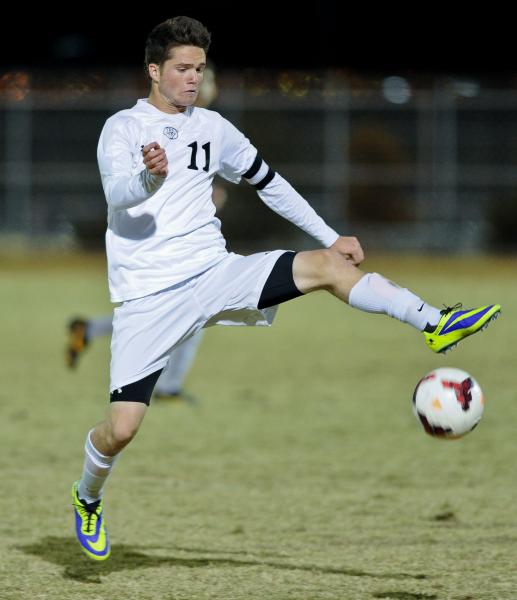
[1,253,516,600]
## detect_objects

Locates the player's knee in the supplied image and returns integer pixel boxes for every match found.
[295,249,342,292]
[310,249,334,283]
[109,419,140,450]
[318,249,354,288]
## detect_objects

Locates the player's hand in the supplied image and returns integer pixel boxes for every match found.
[142,142,168,177]
[329,235,364,266]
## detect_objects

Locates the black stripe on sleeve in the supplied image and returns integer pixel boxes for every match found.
[242,153,263,180]
[254,168,276,190]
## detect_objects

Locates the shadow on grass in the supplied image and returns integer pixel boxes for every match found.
[17,537,427,584]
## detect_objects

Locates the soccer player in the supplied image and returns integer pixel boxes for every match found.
[67,316,203,400]
[71,16,500,561]
[65,63,224,400]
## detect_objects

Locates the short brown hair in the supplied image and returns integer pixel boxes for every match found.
[145,16,211,69]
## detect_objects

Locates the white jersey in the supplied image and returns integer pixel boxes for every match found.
[98,99,339,302]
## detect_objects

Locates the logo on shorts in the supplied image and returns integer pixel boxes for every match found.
[163,126,179,140]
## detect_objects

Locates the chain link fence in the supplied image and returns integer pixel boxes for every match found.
[1,69,516,252]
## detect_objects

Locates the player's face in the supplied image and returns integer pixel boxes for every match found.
[149,46,206,111]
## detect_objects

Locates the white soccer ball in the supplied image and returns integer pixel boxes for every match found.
[412,367,484,439]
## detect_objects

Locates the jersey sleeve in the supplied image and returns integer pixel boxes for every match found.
[256,173,339,248]
[218,117,259,184]
[97,116,165,210]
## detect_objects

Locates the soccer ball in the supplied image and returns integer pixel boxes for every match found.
[412,367,484,439]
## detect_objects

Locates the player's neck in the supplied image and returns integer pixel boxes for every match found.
[147,91,188,115]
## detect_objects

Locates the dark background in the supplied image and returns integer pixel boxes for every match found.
[1,3,514,75]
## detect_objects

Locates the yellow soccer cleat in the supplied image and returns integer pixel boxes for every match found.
[423,303,501,354]
[71,481,110,561]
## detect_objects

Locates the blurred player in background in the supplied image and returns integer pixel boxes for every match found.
[71,16,500,561]
[65,63,226,401]
[67,317,204,400]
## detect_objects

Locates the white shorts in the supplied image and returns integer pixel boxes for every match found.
[110,250,287,392]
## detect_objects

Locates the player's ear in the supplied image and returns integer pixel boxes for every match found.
[148,63,160,83]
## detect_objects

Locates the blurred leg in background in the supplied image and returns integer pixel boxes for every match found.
[66,315,204,402]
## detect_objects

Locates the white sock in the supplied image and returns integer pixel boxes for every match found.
[348,273,441,331]
[78,431,117,504]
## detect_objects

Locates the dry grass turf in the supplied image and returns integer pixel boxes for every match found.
[0,253,516,600]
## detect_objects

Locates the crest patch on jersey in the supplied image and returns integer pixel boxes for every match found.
[163,126,179,140]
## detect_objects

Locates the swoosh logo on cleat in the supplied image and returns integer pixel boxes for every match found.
[75,506,106,552]
[84,531,109,554]
[79,517,109,554]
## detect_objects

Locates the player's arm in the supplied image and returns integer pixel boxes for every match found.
[97,118,168,210]
[244,158,363,265]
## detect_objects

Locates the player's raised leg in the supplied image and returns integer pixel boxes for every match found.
[292,245,500,353]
